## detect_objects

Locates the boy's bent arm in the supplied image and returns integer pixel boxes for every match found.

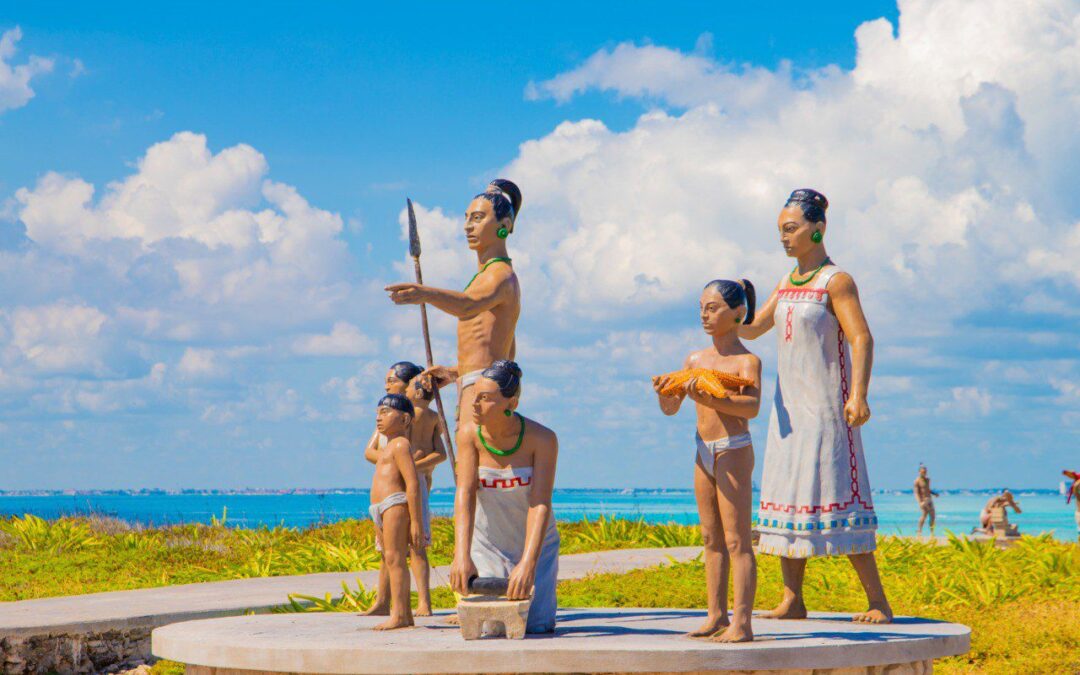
[413,420,447,472]
[391,439,424,548]
[363,427,380,464]
[688,357,762,418]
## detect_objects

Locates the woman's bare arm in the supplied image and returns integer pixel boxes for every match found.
[829,272,873,427]
[738,282,779,340]
[508,424,558,600]
[449,435,480,593]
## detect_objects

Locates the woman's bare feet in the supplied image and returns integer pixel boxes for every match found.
[763,593,807,620]
[687,613,730,637]
[443,613,460,625]
[414,604,433,617]
[361,602,390,617]
[711,622,753,643]
[852,601,893,624]
[373,614,415,630]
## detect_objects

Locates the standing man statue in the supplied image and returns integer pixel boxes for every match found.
[1070,472,1080,543]
[385,179,523,471]
[913,464,938,537]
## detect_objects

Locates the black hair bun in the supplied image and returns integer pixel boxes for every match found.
[482,360,523,398]
[491,359,522,378]
[787,188,828,211]
[785,189,828,224]
[391,361,423,384]
[488,179,522,216]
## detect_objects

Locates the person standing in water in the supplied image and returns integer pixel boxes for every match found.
[385,180,523,469]
[1072,477,1080,542]
[914,465,939,537]
[448,360,560,634]
[653,279,761,643]
[740,189,893,624]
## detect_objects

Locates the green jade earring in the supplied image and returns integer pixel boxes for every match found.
[811,230,823,243]
[496,227,509,239]
[503,409,513,417]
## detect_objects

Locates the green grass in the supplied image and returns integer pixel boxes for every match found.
[5,515,1078,673]
[555,534,1080,675]
[0,513,698,601]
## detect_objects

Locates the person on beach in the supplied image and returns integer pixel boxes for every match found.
[363,361,443,616]
[385,179,522,459]
[1067,471,1080,542]
[914,465,939,537]
[740,189,893,624]
[449,360,560,634]
[653,279,762,643]
[978,490,1022,533]
[364,394,425,630]
[1073,479,1080,542]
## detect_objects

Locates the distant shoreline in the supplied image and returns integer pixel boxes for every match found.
[0,487,1064,497]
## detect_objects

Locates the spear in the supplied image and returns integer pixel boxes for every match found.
[407,198,457,481]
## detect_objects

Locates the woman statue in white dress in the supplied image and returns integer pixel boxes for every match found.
[740,189,893,624]
[448,360,560,633]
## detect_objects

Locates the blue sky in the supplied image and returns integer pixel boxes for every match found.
[1,1,1077,491]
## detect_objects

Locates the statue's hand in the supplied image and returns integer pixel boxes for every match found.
[652,375,670,394]
[507,560,536,601]
[385,282,425,305]
[422,365,457,390]
[684,377,708,404]
[844,396,871,427]
[450,555,478,595]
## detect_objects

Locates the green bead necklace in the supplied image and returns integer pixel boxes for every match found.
[477,412,525,456]
[464,257,512,291]
[788,257,832,287]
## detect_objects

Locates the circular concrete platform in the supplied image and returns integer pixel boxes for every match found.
[152,608,970,674]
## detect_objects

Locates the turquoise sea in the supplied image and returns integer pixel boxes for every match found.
[1,489,1076,541]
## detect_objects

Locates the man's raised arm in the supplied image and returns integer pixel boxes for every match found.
[385,266,512,319]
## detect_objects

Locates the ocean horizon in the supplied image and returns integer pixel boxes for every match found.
[2,488,1075,542]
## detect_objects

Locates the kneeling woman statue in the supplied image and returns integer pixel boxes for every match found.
[449,360,560,633]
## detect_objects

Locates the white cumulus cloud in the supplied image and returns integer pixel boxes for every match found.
[292,321,377,357]
[0,27,54,113]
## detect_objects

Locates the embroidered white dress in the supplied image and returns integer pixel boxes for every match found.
[757,266,878,558]
[472,465,560,633]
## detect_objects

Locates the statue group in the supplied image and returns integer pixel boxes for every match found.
[364,183,891,642]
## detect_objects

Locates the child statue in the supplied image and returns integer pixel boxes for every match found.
[365,393,425,630]
[653,279,761,643]
[404,375,447,614]
[363,361,444,616]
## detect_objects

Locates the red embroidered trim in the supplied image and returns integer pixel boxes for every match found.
[480,476,531,489]
[784,306,794,343]
[758,325,873,515]
[777,287,827,300]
